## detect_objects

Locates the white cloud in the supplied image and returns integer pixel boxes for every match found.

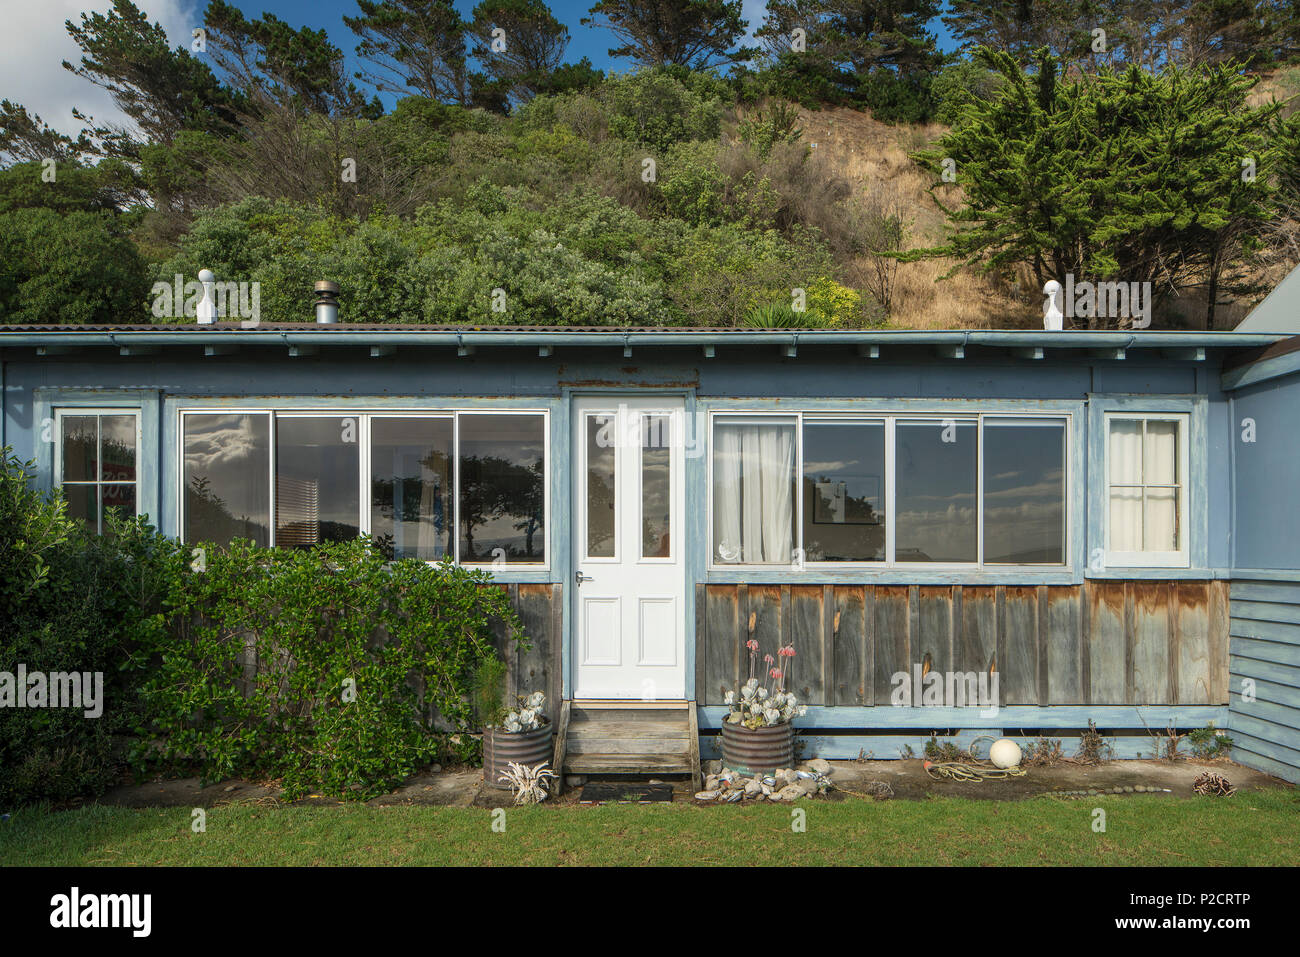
[0,0,197,139]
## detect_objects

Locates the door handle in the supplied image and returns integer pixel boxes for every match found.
[575,570,594,585]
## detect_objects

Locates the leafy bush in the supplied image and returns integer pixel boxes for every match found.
[0,449,174,807]
[657,140,726,225]
[599,68,723,153]
[931,60,1005,125]
[134,537,524,800]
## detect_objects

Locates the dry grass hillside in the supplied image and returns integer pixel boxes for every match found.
[785,66,1300,331]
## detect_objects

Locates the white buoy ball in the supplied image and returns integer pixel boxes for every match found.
[989,738,1022,769]
[198,268,215,283]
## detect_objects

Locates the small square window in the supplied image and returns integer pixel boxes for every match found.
[57,411,140,534]
[1105,414,1188,567]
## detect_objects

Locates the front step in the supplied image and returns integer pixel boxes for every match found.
[559,701,701,789]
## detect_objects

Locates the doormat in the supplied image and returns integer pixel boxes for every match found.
[578,782,674,804]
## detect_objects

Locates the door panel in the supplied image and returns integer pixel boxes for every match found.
[573,397,686,699]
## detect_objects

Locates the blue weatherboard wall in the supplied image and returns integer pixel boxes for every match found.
[1225,354,1300,783]
[2,328,1293,761]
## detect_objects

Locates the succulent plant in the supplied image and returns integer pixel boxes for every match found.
[495,691,549,733]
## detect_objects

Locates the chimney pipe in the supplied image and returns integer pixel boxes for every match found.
[314,280,340,324]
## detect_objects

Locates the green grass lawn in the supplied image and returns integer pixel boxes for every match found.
[3,790,1297,866]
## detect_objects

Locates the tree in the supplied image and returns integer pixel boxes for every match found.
[62,0,239,150]
[909,48,1286,329]
[0,207,149,325]
[582,0,757,70]
[345,0,474,105]
[204,1,380,117]
[0,102,87,164]
[759,0,943,76]
[468,0,572,105]
[754,0,943,111]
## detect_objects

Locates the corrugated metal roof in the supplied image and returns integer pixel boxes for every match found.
[0,323,1285,352]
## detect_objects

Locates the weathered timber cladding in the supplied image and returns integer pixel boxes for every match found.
[696,581,1229,709]
[1228,577,1300,785]
[488,583,563,719]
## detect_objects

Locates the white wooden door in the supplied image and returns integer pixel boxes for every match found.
[572,396,686,700]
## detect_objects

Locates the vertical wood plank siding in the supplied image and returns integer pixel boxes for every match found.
[1228,578,1300,784]
[489,583,563,719]
[696,581,1228,709]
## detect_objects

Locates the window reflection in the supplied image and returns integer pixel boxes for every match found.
[184,413,271,546]
[458,414,545,563]
[370,417,453,561]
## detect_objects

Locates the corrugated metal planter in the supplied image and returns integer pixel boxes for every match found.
[483,724,554,789]
[721,721,794,774]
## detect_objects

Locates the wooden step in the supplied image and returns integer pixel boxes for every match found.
[563,753,695,775]
[559,700,701,786]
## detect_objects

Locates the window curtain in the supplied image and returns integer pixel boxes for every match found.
[1109,418,1178,552]
[714,421,793,563]
[1143,421,1178,551]
[1108,420,1143,551]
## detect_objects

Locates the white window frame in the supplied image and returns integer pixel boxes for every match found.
[707,409,1072,572]
[54,408,143,534]
[177,407,550,569]
[1102,411,1190,569]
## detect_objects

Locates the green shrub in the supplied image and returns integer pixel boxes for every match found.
[1188,724,1234,760]
[657,140,726,226]
[0,449,175,808]
[931,60,1005,125]
[600,68,723,153]
[134,538,524,800]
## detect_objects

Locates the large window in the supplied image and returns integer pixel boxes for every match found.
[57,410,141,534]
[712,412,1069,567]
[1105,413,1187,566]
[181,409,546,565]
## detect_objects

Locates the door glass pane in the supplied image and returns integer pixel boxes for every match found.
[801,421,885,562]
[458,414,545,563]
[641,414,671,558]
[712,417,795,564]
[275,417,361,548]
[586,414,616,558]
[100,414,137,485]
[895,419,977,562]
[370,417,453,561]
[61,415,97,482]
[62,484,98,533]
[183,413,271,546]
[982,418,1066,564]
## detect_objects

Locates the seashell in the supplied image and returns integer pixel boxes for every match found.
[762,776,776,787]
[725,790,744,803]
[695,790,721,801]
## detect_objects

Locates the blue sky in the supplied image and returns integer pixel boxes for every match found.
[3,1,960,137]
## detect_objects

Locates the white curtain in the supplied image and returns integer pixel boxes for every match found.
[1108,418,1178,552]
[714,421,793,563]
[1144,421,1178,551]
[1108,420,1143,551]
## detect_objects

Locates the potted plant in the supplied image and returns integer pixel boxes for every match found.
[721,629,806,774]
[474,655,554,789]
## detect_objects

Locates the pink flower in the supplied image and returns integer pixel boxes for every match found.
[769,667,782,679]
[746,639,759,651]
[764,654,774,665]
[780,645,796,658]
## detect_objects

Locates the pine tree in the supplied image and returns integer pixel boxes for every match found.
[909,47,1286,328]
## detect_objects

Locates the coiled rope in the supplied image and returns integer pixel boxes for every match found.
[922,734,1028,782]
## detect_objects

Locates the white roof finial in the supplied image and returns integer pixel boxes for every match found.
[196,268,217,324]
[1043,279,1064,331]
